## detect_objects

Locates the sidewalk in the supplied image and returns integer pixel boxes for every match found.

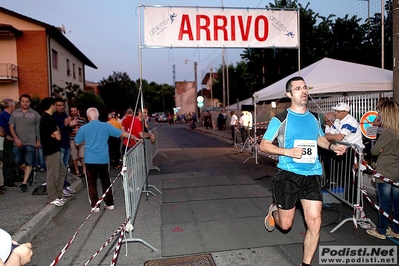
[0,169,83,243]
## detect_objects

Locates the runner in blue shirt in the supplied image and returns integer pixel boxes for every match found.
[260,76,346,266]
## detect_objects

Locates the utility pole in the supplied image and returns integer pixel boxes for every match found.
[210,68,213,109]
[222,48,226,108]
[194,61,198,120]
[394,0,399,102]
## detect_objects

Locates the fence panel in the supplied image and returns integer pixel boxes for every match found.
[321,143,376,233]
[121,142,158,250]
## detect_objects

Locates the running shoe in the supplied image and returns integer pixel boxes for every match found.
[264,203,278,232]
[49,198,65,207]
[366,229,386,239]
[91,207,100,213]
[64,187,75,194]
[62,190,72,197]
[59,197,67,204]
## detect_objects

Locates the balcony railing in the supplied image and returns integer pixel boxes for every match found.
[0,63,19,82]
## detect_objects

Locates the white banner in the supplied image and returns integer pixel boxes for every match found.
[143,6,299,48]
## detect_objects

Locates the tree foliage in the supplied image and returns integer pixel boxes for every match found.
[211,0,393,106]
[75,91,107,120]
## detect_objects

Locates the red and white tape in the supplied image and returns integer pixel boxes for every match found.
[50,173,122,266]
[83,217,130,265]
[360,188,399,225]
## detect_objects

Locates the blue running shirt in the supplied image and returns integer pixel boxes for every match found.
[263,109,324,176]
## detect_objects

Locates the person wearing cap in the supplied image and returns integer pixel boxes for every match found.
[260,76,346,266]
[324,102,364,149]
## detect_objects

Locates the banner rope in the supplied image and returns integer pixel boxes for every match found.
[83,217,130,266]
[50,171,124,266]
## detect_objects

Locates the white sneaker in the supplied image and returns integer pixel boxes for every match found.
[105,205,114,211]
[49,198,64,207]
[65,187,75,194]
[62,190,72,197]
[59,197,67,204]
[91,207,100,213]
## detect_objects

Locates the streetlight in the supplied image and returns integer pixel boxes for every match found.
[184,59,198,120]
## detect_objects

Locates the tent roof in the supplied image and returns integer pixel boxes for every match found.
[253,57,393,103]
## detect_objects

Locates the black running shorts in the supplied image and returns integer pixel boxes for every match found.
[273,169,322,210]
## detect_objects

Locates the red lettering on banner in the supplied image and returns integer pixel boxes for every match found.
[196,15,211,40]
[178,14,269,42]
[214,15,228,41]
[237,16,252,41]
[254,15,268,41]
[178,14,194,40]
[230,16,236,41]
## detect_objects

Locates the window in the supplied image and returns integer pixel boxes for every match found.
[73,63,76,79]
[66,59,70,76]
[52,49,58,70]
[78,67,82,82]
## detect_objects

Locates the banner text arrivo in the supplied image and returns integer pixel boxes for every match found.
[178,14,269,42]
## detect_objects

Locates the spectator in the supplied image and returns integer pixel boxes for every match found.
[222,109,227,130]
[0,99,17,188]
[39,98,66,207]
[121,108,155,154]
[324,102,364,149]
[366,101,399,240]
[69,106,86,177]
[107,113,121,168]
[9,94,40,193]
[217,110,224,130]
[75,107,131,212]
[230,111,238,145]
[121,108,135,153]
[324,102,364,201]
[320,112,337,189]
[239,111,250,143]
[260,76,346,266]
[0,135,4,195]
[0,228,33,266]
[53,98,74,196]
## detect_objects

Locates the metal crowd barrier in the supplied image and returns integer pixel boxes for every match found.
[120,142,158,251]
[321,142,376,233]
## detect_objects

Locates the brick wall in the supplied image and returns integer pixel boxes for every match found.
[16,30,49,99]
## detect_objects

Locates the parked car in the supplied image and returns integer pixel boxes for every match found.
[155,112,167,122]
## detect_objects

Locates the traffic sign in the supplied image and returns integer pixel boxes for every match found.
[360,111,378,139]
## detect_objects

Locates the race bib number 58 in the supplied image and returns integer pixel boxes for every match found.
[293,139,317,163]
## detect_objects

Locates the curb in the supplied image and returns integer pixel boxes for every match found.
[12,175,84,243]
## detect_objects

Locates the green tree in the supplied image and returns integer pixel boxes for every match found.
[75,91,107,120]
[99,71,137,115]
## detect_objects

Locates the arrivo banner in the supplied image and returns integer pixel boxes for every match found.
[143,6,299,48]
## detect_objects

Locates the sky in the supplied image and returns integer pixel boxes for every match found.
[1,0,382,88]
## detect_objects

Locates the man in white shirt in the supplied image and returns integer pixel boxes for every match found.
[325,102,364,150]
[239,111,249,143]
[229,111,238,145]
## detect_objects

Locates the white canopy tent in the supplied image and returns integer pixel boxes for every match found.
[253,57,393,103]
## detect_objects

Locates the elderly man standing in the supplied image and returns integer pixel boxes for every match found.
[324,102,364,149]
[324,102,364,201]
[75,108,130,212]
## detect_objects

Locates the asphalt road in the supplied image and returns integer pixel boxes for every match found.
[26,123,398,266]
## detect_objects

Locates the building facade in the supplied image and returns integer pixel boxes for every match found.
[0,7,96,100]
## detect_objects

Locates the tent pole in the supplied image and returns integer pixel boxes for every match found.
[297,8,301,75]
